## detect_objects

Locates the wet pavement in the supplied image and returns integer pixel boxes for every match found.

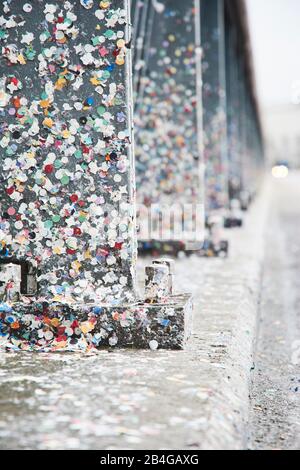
[249,172,300,450]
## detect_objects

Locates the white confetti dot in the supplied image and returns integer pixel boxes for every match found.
[23,3,32,13]
[149,340,159,351]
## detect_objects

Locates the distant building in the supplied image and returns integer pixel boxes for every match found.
[263,104,300,168]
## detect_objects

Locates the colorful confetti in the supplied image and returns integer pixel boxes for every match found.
[0,0,137,309]
[132,0,204,240]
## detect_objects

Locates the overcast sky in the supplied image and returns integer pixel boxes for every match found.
[246,0,300,108]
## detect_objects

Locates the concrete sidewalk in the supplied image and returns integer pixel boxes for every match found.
[0,182,270,450]
[134,181,270,450]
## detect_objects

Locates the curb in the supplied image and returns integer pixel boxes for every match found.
[190,179,270,449]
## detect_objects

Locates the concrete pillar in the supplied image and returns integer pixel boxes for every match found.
[237,55,247,193]
[0,0,193,351]
[133,0,204,246]
[0,0,137,306]
[225,13,242,201]
[201,0,229,214]
[131,0,152,98]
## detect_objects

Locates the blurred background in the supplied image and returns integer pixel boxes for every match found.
[247,0,300,170]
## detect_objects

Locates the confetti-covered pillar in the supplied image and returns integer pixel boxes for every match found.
[132,0,204,246]
[237,50,264,207]
[237,54,248,194]
[225,15,242,202]
[238,55,256,203]
[131,0,153,99]
[201,0,229,215]
[0,0,138,306]
[244,85,263,198]
[0,0,193,352]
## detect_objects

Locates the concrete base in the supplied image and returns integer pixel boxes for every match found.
[138,240,186,257]
[198,239,229,258]
[138,240,205,258]
[224,217,243,228]
[0,294,193,352]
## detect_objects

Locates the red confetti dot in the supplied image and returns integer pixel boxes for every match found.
[57,335,67,342]
[57,326,66,336]
[70,194,79,203]
[73,227,82,236]
[44,164,54,174]
[6,187,14,195]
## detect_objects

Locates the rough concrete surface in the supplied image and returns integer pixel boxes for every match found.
[248,172,300,450]
[0,181,270,450]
